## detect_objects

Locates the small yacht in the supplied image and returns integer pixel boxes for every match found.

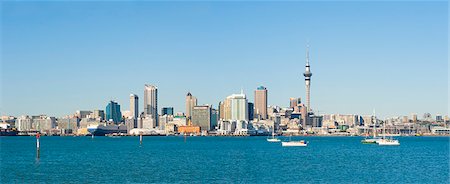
[362,110,381,144]
[267,130,281,142]
[281,135,308,147]
[377,121,400,146]
[282,140,308,147]
[377,138,400,146]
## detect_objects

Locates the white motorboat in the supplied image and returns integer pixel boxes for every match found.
[267,138,281,142]
[377,138,400,146]
[281,140,308,147]
[281,135,308,147]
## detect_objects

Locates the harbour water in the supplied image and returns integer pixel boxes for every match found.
[1,136,449,183]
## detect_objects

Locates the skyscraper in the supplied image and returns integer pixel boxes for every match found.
[254,86,268,120]
[185,92,197,120]
[144,84,158,127]
[191,105,217,131]
[303,45,313,112]
[247,102,254,121]
[130,94,139,127]
[106,101,122,123]
[224,92,248,121]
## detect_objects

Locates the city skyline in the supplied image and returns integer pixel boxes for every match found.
[1,1,447,118]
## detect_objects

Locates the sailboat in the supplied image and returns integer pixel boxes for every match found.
[267,129,281,142]
[281,135,308,147]
[377,121,400,146]
[362,110,382,144]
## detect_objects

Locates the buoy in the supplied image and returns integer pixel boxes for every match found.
[36,132,41,158]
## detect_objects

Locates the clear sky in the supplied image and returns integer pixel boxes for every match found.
[1,1,448,119]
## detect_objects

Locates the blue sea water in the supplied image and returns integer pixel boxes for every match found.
[1,136,449,183]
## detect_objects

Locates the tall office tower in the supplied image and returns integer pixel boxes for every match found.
[218,101,224,120]
[303,45,313,112]
[254,86,268,120]
[130,94,139,127]
[144,84,158,127]
[289,97,301,112]
[247,102,254,121]
[185,92,197,120]
[106,101,122,124]
[192,105,217,131]
[225,91,248,121]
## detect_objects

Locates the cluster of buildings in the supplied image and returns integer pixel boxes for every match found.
[1,47,449,136]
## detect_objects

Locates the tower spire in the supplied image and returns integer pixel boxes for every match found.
[303,43,313,113]
[306,43,310,66]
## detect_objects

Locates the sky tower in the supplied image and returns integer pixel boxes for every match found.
[303,45,312,112]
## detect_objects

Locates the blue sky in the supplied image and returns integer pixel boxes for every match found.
[1,1,448,119]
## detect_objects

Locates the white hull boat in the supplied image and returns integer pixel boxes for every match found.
[281,140,308,147]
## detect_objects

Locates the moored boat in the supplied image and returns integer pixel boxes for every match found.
[267,130,281,142]
[281,140,308,147]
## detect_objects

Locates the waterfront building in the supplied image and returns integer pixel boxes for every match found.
[142,115,156,129]
[106,101,122,123]
[402,116,409,123]
[91,110,105,121]
[185,92,197,120]
[254,86,268,120]
[31,115,56,132]
[79,118,99,128]
[178,125,200,134]
[15,115,32,131]
[162,107,174,116]
[57,117,80,134]
[75,110,92,119]
[423,113,432,120]
[412,113,418,123]
[192,105,217,131]
[171,116,187,126]
[124,118,135,134]
[226,92,248,121]
[144,84,158,127]
[248,102,254,121]
[311,115,323,128]
[436,115,443,122]
[130,94,139,126]
[322,114,358,127]
[303,45,313,112]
